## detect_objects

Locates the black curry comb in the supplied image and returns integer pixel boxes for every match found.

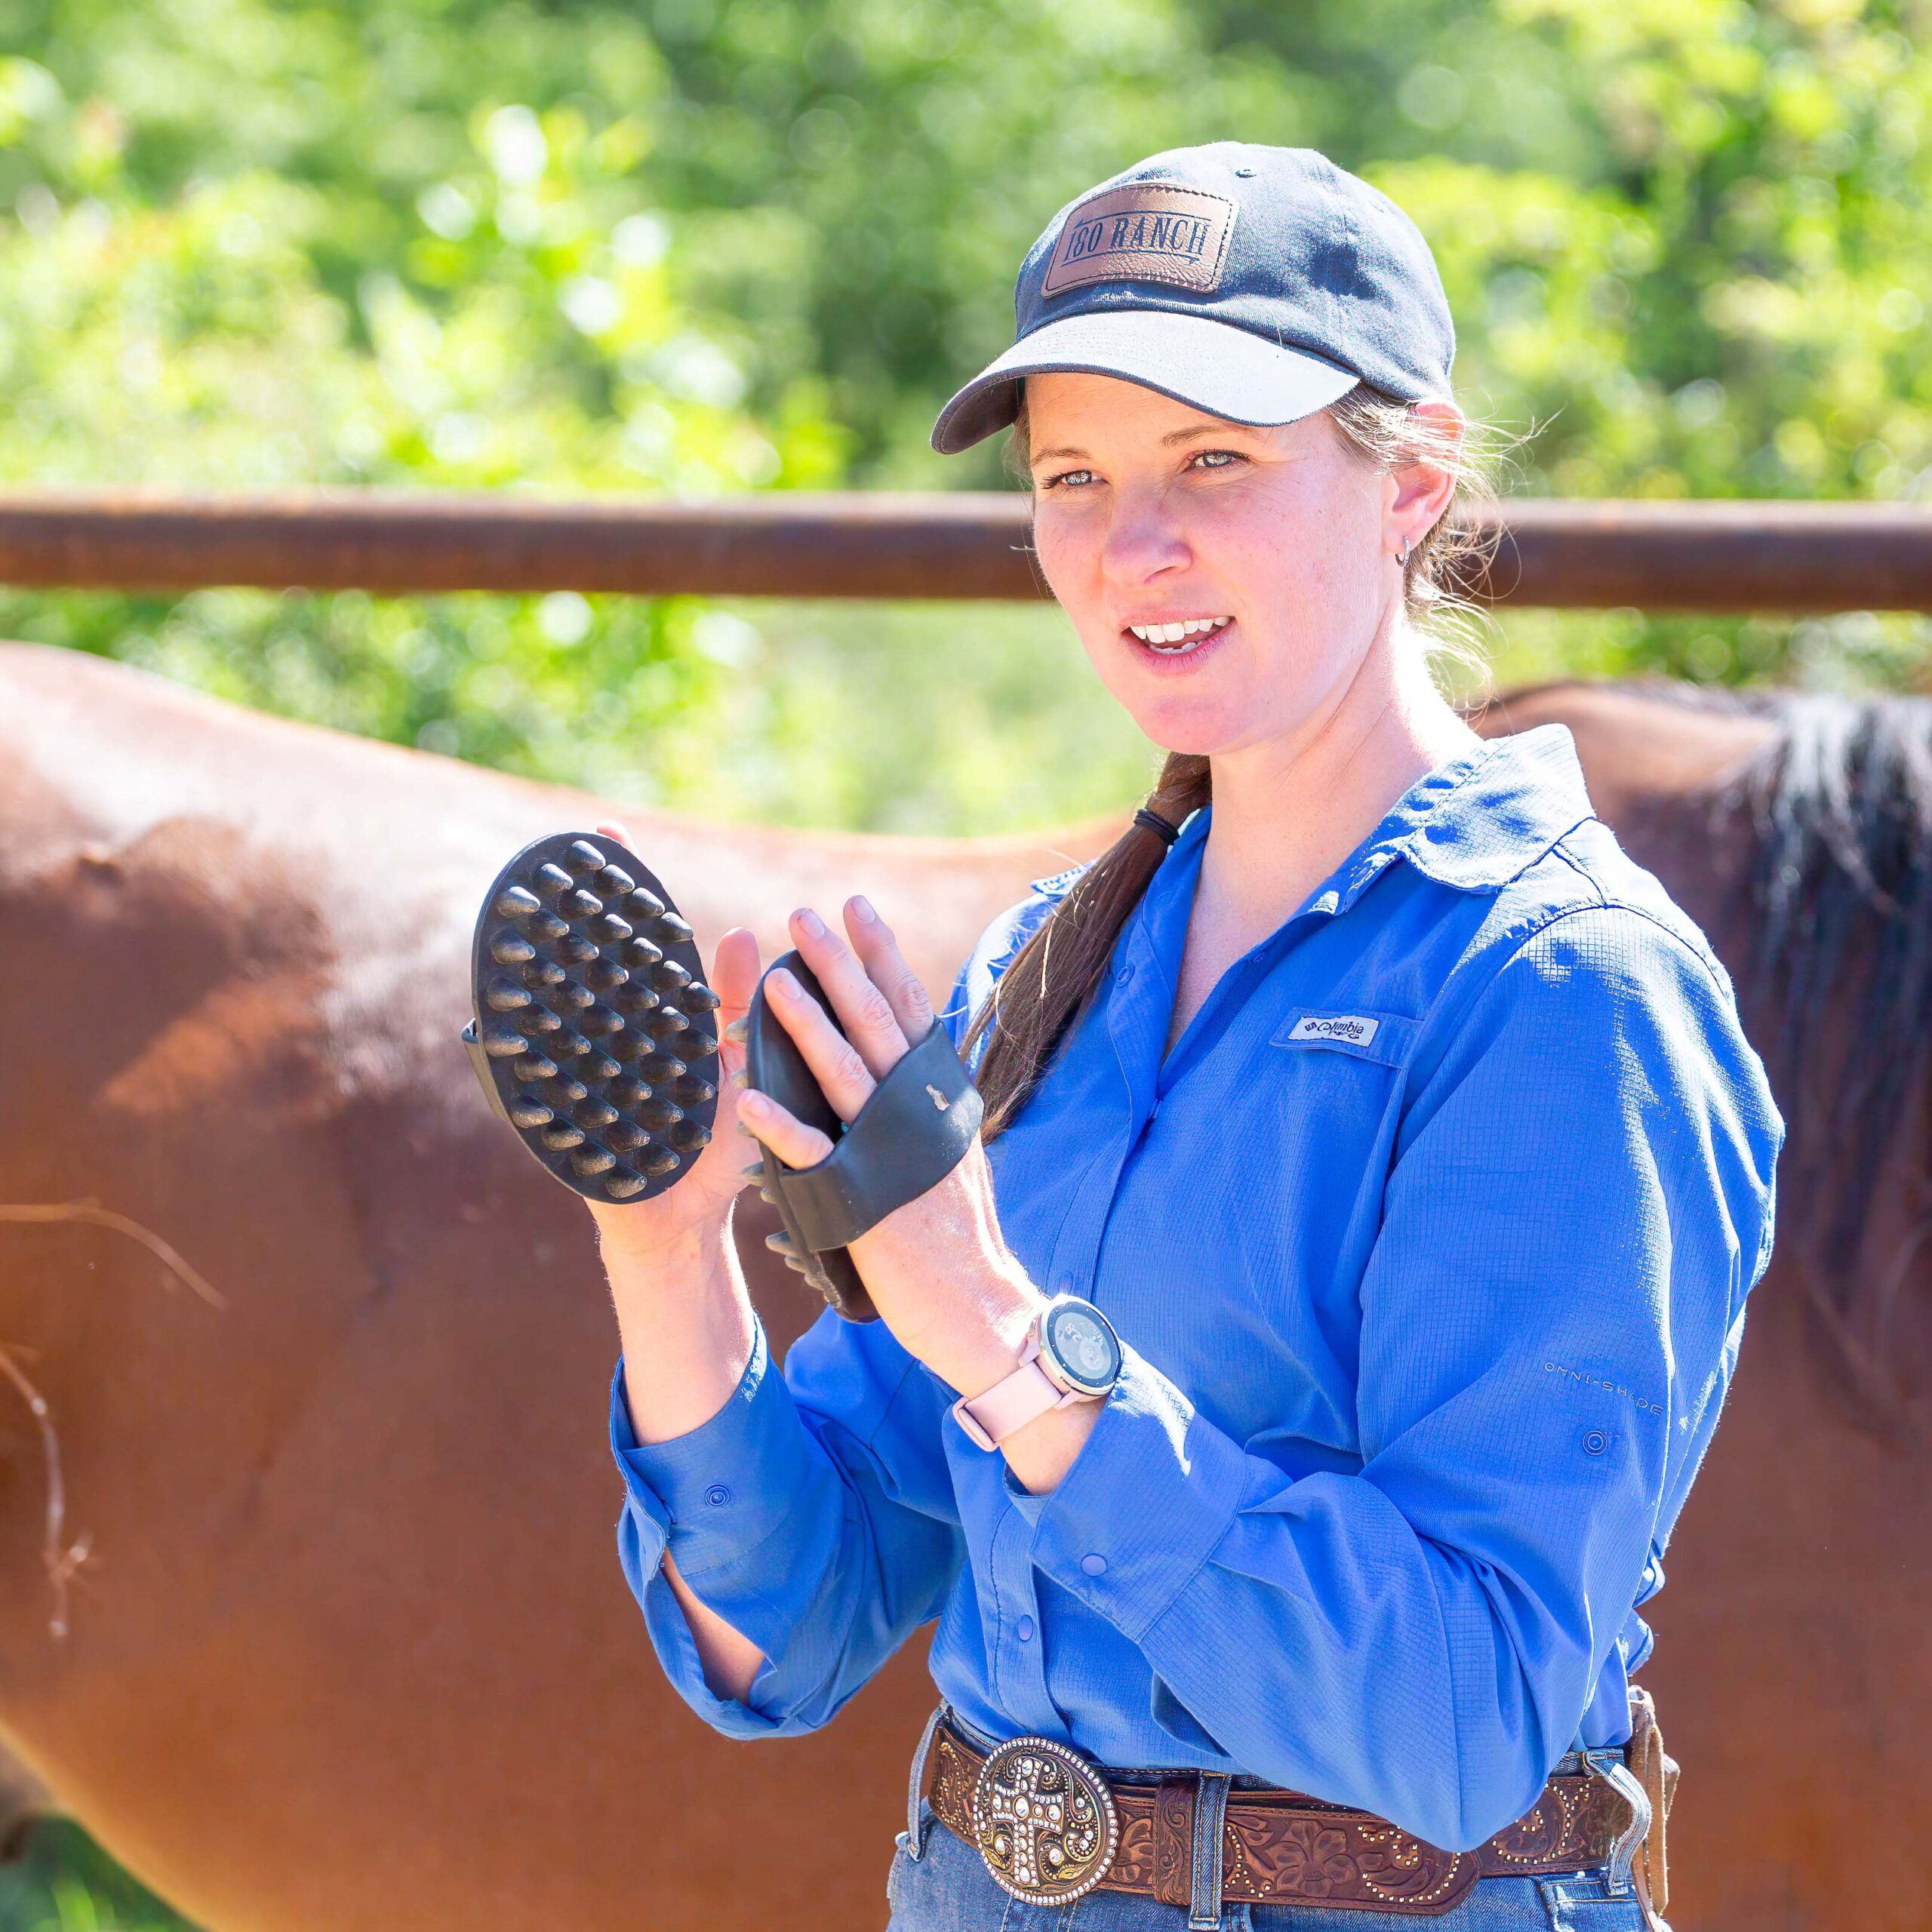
[461,832,721,1204]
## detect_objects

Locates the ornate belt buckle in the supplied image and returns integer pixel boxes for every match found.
[969,1734,1120,1906]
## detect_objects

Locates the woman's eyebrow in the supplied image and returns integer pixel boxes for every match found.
[1160,422,1262,446]
[1029,423,1265,463]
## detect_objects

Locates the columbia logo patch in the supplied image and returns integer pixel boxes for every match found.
[1286,1013,1380,1047]
[1042,183,1236,298]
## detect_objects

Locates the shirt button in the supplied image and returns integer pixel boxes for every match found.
[1115,960,1134,986]
[1081,1552,1108,1577]
[1017,1615,1035,1641]
[703,1484,731,1507]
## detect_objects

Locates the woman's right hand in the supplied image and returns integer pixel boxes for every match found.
[582,818,761,1266]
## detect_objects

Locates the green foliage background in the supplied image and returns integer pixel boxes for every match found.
[0,0,1928,1919]
[0,0,1929,843]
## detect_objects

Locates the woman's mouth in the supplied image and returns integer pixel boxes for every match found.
[1124,615,1232,662]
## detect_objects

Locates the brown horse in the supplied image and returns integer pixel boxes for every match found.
[0,641,1923,1930]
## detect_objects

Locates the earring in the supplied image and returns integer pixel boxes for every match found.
[1398,535,1411,566]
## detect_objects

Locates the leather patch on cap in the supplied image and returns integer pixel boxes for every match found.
[1042,183,1236,298]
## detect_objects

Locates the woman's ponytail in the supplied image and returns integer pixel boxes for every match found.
[964,749,1211,1143]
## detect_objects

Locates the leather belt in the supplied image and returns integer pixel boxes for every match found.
[921,1712,1641,1916]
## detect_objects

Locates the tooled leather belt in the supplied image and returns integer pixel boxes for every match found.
[921,1712,1635,1915]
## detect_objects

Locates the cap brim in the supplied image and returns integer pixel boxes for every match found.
[930,310,1361,455]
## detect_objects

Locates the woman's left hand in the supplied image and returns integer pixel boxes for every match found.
[735,896,1044,1398]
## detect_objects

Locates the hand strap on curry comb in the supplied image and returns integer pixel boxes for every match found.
[460,832,721,1205]
[745,950,983,1322]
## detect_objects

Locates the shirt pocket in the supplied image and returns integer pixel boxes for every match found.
[1251,1008,1417,1275]
[1270,1004,1417,1068]
[1097,1003,1423,1451]
[1163,1007,1419,1445]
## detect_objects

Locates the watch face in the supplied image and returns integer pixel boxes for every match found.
[1044,1300,1121,1395]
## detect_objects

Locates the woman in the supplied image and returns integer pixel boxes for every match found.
[593,144,1782,1931]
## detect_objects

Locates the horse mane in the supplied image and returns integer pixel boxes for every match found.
[1717,688,1932,1446]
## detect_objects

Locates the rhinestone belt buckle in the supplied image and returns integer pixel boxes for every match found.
[969,1734,1121,1906]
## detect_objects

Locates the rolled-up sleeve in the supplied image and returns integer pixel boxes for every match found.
[1029,904,1782,1850]
[611,1306,965,1738]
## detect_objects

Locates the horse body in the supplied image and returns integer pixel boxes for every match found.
[0,644,1921,1929]
[0,641,1112,1929]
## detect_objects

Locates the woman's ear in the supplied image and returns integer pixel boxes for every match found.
[1386,399,1465,550]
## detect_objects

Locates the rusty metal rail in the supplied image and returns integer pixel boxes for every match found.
[0,489,1927,612]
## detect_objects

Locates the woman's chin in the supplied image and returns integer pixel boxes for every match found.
[1123,691,1244,761]
[1094,663,1220,746]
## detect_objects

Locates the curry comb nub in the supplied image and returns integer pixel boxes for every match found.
[463,832,721,1204]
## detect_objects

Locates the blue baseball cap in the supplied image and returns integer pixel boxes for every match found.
[931,142,1455,455]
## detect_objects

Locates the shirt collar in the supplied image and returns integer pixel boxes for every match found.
[1340,721,1598,899]
[1058,722,1596,928]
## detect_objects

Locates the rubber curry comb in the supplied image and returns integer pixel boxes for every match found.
[461,832,722,1204]
[744,950,983,1322]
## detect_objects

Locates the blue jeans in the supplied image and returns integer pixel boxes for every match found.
[884,1714,1654,1932]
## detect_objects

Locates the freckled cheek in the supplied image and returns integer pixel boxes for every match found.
[1031,513,1112,636]
[1192,506,1340,623]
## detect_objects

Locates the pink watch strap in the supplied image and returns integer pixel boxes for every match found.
[951,1334,1086,1451]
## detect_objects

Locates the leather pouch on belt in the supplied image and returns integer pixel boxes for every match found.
[1626,1684,1678,1928]
[745,949,983,1323]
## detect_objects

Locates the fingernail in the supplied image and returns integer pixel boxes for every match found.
[852,895,878,924]
[795,907,826,937]
[723,1016,749,1044]
[740,1091,771,1117]
[771,968,799,998]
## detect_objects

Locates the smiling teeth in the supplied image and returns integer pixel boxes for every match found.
[1129,617,1231,646]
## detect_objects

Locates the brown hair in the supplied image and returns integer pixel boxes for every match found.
[962,380,1504,1142]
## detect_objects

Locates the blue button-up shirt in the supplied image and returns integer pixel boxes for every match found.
[608,723,1782,1853]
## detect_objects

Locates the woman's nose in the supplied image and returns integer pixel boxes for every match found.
[1099,486,1192,586]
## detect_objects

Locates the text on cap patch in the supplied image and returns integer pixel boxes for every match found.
[1041,183,1237,299]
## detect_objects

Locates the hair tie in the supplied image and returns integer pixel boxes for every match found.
[1134,808,1181,846]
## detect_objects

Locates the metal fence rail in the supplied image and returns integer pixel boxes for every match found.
[0,489,1927,611]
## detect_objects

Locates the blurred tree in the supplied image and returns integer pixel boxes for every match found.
[0,0,1924,808]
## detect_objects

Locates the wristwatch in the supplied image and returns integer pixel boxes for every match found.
[951,1296,1123,1451]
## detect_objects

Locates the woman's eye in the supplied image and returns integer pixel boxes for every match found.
[1190,449,1244,471]
[1041,467,1097,491]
